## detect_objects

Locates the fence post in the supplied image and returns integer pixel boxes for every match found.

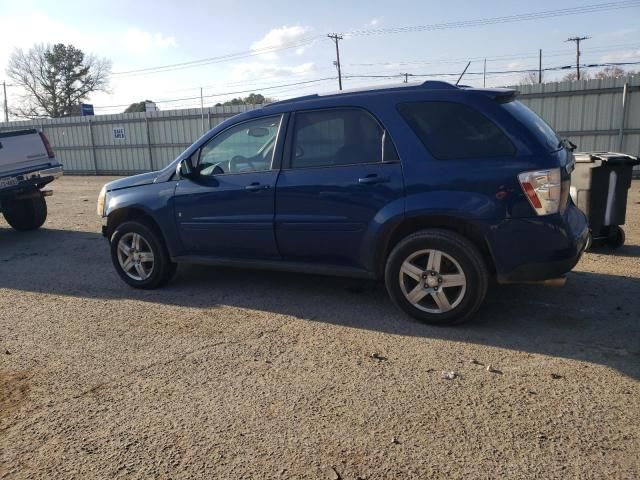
[145,116,154,171]
[617,82,628,152]
[88,118,98,175]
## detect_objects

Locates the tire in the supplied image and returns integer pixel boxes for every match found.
[2,190,47,231]
[110,220,177,289]
[385,229,489,325]
[584,231,593,252]
[606,226,625,250]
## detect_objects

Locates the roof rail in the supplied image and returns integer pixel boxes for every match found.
[266,94,319,107]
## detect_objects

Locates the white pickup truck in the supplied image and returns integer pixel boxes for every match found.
[0,129,63,231]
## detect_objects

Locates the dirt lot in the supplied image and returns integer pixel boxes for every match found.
[1,176,639,479]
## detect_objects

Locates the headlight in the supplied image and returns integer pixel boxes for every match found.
[97,186,107,217]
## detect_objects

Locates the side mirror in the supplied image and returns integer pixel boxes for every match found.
[177,157,197,179]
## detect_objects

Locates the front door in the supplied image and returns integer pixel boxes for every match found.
[275,108,404,268]
[174,114,284,259]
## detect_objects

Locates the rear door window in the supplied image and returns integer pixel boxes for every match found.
[290,108,395,168]
[397,101,516,160]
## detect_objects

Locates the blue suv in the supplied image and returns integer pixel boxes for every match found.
[98,81,588,325]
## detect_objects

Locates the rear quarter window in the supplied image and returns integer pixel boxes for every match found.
[397,101,516,160]
[501,101,561,152]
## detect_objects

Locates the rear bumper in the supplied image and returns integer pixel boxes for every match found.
[0,165,64,195]
[489,203,589,284]
[21,165,64,181]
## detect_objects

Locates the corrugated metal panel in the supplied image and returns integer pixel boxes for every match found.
[0,105,253,174]
[1,78,639,176]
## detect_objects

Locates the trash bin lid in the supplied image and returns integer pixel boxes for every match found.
[574,152,639,165]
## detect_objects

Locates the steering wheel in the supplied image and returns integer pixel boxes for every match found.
[229,155,257,172]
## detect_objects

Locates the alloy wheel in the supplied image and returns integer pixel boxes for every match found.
[117,232,155,281]
[398,249,467,314]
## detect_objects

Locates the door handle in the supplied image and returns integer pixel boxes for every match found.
[245,182,271,191]
[358,174,389,185]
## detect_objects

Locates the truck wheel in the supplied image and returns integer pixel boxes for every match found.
[110,220,177,289]
[385,229,489,325]
[606,226,625,250]
[2,191,48,231]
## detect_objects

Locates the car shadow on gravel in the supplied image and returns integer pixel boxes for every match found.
[592,244,640,258]
[1,227,639,380]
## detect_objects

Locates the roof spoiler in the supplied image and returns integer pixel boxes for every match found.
[481,88,519,103]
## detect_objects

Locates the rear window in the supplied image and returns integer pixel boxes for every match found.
[502,101,561,152]
[397,101,516,160]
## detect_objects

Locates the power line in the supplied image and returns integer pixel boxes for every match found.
[344,42,640,68]
[346,1,640,36]
[344,60,640,79]
[93,77,338,109]
[93,59,640,112]
[104,2,640,80]
[111,35,323,77]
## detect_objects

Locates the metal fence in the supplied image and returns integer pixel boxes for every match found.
[0,75,639,176]
[0,105,261,175]
[512,75,640,169]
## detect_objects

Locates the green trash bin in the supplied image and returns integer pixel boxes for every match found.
[571,152,639,250]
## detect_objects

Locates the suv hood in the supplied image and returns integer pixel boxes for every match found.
[105,171,159,192]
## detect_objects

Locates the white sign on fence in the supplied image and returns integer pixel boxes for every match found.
[113,127,125,139]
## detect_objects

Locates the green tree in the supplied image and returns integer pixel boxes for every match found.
[124,100,156,113]
[7,43,111,118]
[219,93,273,106]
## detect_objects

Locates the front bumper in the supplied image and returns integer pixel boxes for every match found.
[489,203,589,284]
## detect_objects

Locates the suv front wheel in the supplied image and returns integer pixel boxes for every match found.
[110,220,176,289]
[385,229,488,325]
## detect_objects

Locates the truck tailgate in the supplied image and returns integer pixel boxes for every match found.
[0,129,51,175]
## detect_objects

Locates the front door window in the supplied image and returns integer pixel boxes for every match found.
[197,115,282,176]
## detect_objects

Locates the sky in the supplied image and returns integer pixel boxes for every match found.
[1,0,639,116]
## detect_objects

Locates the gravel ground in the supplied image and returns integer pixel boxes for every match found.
[1,176,639,479]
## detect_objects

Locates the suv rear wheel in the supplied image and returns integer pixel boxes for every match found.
[110,220,176,289]
[385,229,488,325]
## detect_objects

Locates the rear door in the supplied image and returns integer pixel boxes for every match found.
[274,107,404,268]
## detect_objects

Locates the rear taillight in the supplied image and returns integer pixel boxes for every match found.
[39,131,55,158]
[518,168,562,216]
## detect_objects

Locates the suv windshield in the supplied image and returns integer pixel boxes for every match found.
[502,101,561,152]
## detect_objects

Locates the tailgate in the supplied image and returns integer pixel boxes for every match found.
[0,129,51,175]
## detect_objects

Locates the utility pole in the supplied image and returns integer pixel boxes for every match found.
[200,87,205,132]
[328,33,343,90]
[401,72,410,83]
[538,49,542,84]
[483,59,487,87]
[566,36,589,80]
[2,81,8,122]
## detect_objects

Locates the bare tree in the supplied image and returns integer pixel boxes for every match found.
[519,71,544,85]
[562,71,592,82]
[593,66,636,79]
[7,43,111,118]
